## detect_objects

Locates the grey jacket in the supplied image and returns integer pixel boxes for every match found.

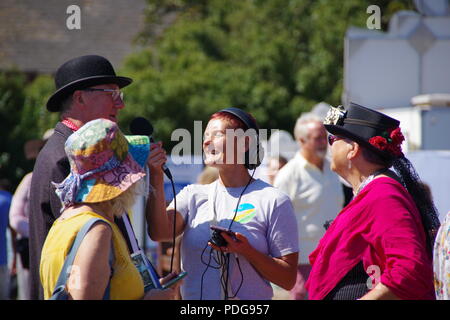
[29,122,72,300]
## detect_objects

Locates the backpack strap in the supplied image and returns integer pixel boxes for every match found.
[51,218,114,300]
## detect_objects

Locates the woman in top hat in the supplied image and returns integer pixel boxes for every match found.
[305,103,440,300]
[40,119,179,300]
[147,107,299,300]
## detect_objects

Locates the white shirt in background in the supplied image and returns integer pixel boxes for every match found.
[274,153,344,264]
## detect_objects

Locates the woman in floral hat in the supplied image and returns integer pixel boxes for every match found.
[40,119,179,300]
[305,103,440,300]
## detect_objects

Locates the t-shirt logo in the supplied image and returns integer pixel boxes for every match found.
[233,203,256,223]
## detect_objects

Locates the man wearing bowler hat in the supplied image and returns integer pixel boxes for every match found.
[29,55,132,299]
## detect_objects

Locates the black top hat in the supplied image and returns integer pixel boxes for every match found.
[323,103,404,160]
[46,55,132,112]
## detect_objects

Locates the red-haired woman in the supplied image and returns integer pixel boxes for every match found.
[147,107,299,300]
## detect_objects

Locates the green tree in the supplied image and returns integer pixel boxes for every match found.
[0,71,55,189]
[0,71,28,189]
[1,0,415,189]
[122,0,414,153]
[21,75,58,139]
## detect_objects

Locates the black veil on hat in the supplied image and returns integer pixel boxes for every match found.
[323,103,404,160]
[46,55,132,112]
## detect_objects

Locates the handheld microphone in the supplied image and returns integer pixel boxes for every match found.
[130,117,177,274]
[129,117,173,180]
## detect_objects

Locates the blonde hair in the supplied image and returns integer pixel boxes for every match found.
[91,179,145,217]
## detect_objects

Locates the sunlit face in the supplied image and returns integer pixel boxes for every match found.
[330,137,352,174]
[79,84,125,123]
[302,122,328,159]
[203,119,246,167]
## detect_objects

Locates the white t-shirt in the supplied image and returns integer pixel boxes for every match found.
[168,179,298,300]
[274,153,344,264]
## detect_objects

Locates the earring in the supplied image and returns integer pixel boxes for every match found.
[348,160,352,170]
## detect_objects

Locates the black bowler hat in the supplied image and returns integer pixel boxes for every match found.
[46,55,132,112]
[323,103,404,159]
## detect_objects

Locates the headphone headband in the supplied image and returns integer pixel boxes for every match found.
[217,107,262,170]
[218,107,259,132]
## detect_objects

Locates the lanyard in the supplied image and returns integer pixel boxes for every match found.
[121,213,140,253]
[62,119,80,131]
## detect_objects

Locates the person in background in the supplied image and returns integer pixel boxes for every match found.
[0,179,12,299]
[265,156,287,185]
[40,119,179,300]
[29,55,132,300]
[274,112,344,300]
[197,166,219,185]
[306,103,440,300]
[9,132,52,300]
[147,107,299,300]
[429,179,449,299]
[434,209,450,299]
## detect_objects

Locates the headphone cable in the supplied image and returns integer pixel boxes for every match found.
[227,168,256,231]
[222,167,256,299]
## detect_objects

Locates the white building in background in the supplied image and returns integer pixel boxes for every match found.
[344,0,450,219]
[344,0,450,109]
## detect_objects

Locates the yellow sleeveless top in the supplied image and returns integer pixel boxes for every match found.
[40,211,144,300]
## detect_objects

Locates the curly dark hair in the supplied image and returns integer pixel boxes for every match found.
[392,156,441,255]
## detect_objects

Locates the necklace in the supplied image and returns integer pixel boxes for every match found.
[354,168,388,196]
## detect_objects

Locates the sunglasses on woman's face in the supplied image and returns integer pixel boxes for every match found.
[328,134,344,146]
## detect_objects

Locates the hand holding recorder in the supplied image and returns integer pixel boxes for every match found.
[208,226,252,256]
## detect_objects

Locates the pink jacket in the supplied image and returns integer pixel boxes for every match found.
[306,177,434,300]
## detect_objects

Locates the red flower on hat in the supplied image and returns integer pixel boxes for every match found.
[368,127,404,157]
[369,136,388,151]
[389,127,405,146]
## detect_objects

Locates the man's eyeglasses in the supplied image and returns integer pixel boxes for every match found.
[328,134,343,146]
[82,88,123,101]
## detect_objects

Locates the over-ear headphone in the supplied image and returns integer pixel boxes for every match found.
[218,107,264,170]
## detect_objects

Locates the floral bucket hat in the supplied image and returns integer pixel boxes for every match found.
[53,118,150,208]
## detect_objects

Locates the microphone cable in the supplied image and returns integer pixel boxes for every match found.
[168,176,176,273]
[199,244,218,300]
[199,168,255,300]
[222,168,256,299]
[227,168,256,231]
[199,243,244,300]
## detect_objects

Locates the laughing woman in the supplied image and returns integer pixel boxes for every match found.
[147,107,299,300]
[305,103,440,300]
